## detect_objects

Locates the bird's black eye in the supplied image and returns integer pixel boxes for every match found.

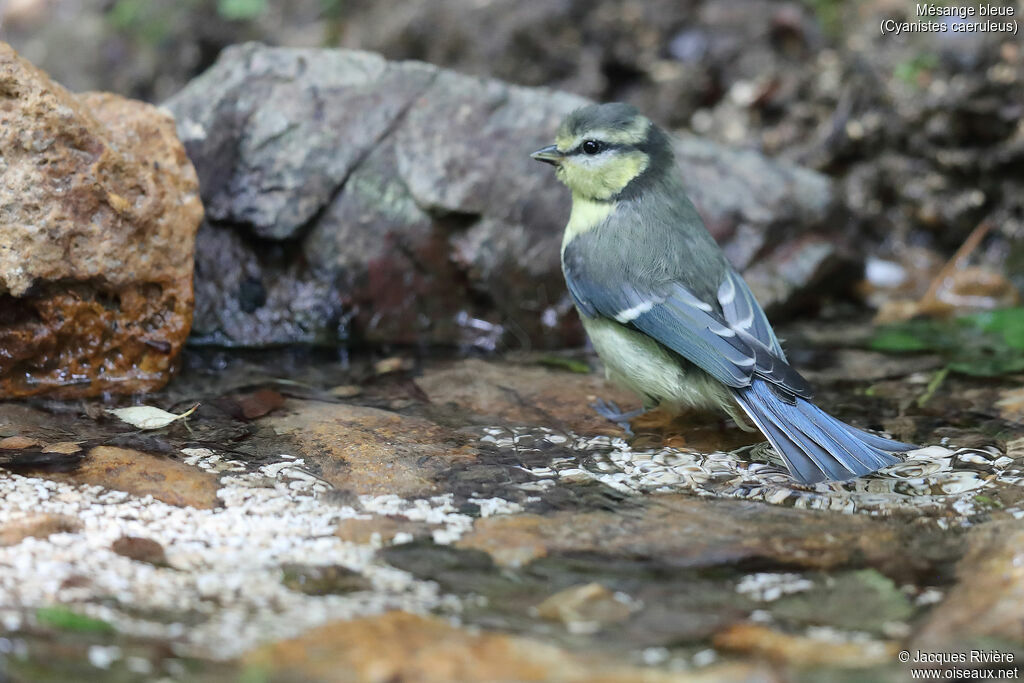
[581,139,604,155]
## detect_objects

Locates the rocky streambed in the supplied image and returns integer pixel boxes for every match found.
[0,23,1021,683]
[0,339,1021,681]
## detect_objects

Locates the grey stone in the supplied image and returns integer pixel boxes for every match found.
[166,43,842,349]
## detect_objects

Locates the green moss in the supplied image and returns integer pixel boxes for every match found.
[35,606,114,634]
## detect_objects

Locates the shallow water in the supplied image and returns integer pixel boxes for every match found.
[0,344,1021,680]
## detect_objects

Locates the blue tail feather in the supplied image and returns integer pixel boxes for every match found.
[732,379,909,484]
[845,423,917,453]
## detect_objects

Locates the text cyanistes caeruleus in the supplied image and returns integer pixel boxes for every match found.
[532,102,914,484]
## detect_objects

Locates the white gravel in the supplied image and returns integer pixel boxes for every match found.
[0,447,524,660]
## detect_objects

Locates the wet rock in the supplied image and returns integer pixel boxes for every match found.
[455,515,549,568]
[215,388,286,421]
[0,513,80,546]
[52,446,221,509]
[996,387,1024,424]
[280,564,372,595]
[766,569,914,634]
[416,358,638,434]
[456,495,954,580]
[913,520,1024,651]
[714,622,894,667]
[262,399,476,497]
[335,516,439,545]
[535,582,635,634]
[242,609,751,682]
[166,43,838,349]
[0,42,203,398]
[111,536,168,566]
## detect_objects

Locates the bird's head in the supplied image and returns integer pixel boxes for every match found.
[531,102,673,201]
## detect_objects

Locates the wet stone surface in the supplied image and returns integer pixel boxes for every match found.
[0,336,1021,681]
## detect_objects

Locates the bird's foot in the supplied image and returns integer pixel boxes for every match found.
[591,398,646,436]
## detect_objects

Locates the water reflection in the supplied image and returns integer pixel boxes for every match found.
[480,427,1021,522]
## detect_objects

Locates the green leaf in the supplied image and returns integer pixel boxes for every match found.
[962,308,1024,350]
[948,355,1024,377]
[869,328,935,352]
[217,0,268,21]
[870,308,1024,378]
[36,606,113,633]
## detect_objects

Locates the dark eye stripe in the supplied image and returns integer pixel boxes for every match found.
[566,141,630,156]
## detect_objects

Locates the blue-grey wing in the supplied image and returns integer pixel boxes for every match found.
[564,251,811,398]
[717,269,786,360]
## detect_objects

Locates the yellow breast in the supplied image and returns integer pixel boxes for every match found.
[562,196,616,254]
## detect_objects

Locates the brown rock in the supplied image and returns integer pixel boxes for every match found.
[336,516,439,545]
[714,623,895,667]
[458,496,954,577]
[913,520,1024,649]
[0,435,39,449]
[264,400,476,497]
[456,515,549,567]
[416,358,638,433]
[535,583,634,632]
[281,564,372,595]
[243,610,763,683]
[111,535,168,566]
[0,42,203,398]
[52,446,220,509]
[0,514,80,546]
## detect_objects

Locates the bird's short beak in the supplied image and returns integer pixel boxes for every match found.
[530,144,563,166]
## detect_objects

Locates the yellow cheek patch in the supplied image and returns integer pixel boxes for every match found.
[560,150,650,201]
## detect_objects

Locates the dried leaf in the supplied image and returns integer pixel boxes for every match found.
[108,404,199,430]
[41,442,83,455]
[328,385,362,398]
[224,389,285,420]
[996,387,1024,423]
[374,357,413,375]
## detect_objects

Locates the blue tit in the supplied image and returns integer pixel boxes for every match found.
[531,102,915,484]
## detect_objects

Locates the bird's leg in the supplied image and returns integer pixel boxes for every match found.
[591,398,646,435]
